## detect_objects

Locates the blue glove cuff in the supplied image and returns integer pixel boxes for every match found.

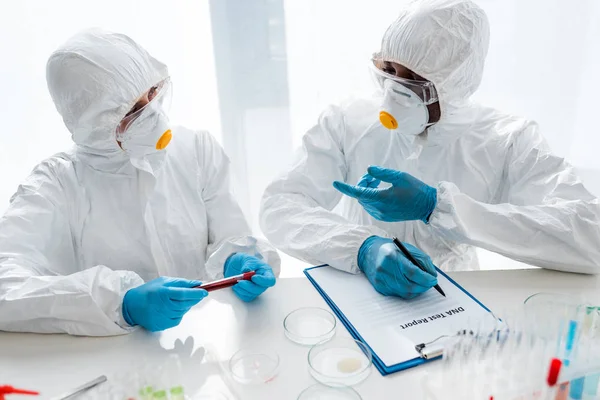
[122,291,135,326]
[422,185,438,224]
[358,236,380,272]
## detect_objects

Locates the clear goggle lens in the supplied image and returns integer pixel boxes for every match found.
[116,78,172,135]
[369,57,438,105]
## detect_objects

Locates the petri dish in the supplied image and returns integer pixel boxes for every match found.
[284,307,337,345]
[193,393,229,400]
[523,292,588,339]
[523,292,582,307]
[229,347,280,385]
[297,383,362,400]
[308,337,372,386]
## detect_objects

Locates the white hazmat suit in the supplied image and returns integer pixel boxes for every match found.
[260,0,600,275]
[0,29,280,336]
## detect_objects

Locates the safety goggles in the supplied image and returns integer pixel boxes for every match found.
[369,56,438,105]
[116,78,172,136]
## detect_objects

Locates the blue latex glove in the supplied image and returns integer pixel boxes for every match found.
[333,165,437,223]
[224,253,276,302]
[357,236,438,299]
[122,277,208,332]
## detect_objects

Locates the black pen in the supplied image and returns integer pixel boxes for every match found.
[392,237,446,297]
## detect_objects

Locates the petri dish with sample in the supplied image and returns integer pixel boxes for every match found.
[284,307,337,345]
[229,347,280,385]
[308,337,372,386]
[297,382,362,400]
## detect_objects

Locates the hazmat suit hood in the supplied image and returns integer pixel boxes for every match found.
[46,28,169,172]
[379,0,490,134]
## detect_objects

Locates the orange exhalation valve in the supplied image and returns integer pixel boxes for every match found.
[379,111,398,130]
[156,129,172,150]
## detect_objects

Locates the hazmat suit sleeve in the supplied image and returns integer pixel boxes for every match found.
[260,106,390,273]
[198,132,281,280]
[0,158,144,336]
[429,122,600,274]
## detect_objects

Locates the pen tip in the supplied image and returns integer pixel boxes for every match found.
[436,285,446,297]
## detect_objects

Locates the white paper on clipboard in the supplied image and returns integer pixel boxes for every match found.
[306,266,494,367]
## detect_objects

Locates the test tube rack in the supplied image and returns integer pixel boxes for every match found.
[423,295,600,400]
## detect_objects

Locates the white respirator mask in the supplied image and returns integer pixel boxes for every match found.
[370,57,438,136]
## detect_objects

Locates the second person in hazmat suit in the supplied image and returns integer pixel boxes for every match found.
[260,0,600,299]
[0,29,280,336]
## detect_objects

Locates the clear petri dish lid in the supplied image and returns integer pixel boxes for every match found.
[308,337,372,387]
[228,347,280,385]
[193,393,229,400]
[297,382,362,400]
[284,307,337,346]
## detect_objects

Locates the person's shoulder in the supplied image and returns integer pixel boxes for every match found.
[472,105,537,138]
[169,125,197,144]
[467,105,545,153]
[13,151,76,199]
[321,96,378,121]
[31,151,77,180]
[169,126,223,161]
[315,96,379,142]
[171,126,218,146]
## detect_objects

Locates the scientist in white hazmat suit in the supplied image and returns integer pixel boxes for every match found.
[0,29,280,336]
[260,0,600,299]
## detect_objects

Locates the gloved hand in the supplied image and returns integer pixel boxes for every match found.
[224,253,276,302]
[357,236,438,299]
[122,277,208,332]
[333,165,437,223]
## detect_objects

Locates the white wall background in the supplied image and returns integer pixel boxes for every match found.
[0,0,598,273]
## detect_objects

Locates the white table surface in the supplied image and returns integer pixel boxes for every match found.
[1,266,599,400]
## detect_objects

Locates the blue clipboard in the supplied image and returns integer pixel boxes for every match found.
[304,265,493,376]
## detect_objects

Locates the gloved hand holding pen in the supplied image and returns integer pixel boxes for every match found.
[358,236,438,299]
[333,165,437,223]
[224,253,277,302]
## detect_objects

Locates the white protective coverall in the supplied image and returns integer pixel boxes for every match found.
[0,29,280,336]
[260,0,600,275]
